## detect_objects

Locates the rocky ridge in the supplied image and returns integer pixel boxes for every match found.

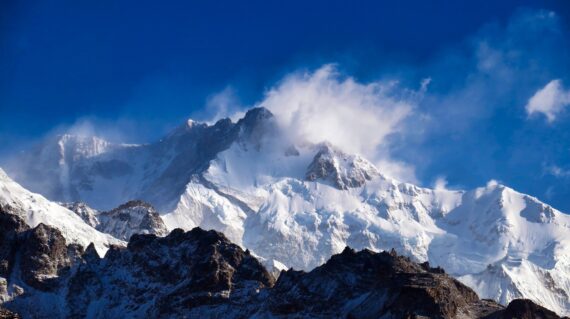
[0,205,566,319]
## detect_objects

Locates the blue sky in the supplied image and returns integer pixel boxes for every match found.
[2,0,570,211]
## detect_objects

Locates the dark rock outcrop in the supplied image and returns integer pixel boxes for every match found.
[0,207,80,317]
[0,206,566,318]
[66,227,275,318]
[484,299,565,319]
[0,307,19,319]
[0,205,29,278]
[19,223,79,291]
[2,205,77,292]
[262,247,500,318]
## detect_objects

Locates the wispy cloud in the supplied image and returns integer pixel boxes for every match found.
[544,164,570,178]
[203,87,245,124]
[383,9,570,192]
[257,64,421,182]
[526,80,570,122]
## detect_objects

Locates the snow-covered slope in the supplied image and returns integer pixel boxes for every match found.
[5,107,570,315]
[0,168,124,254]
[177,138,570,314]
[63,200,169,241]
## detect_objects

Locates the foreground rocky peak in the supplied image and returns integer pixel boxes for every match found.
[0,210,565,318]
[0,209,259,317]
[0,210,274,318]
[66,227,275,318]
[0,308,19,319]
[264,247,489,318]
[0,206,81,311]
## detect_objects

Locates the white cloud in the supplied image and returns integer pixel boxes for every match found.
[526,79,570,122]
[376,159,418,184]
[56,117,137,144]
[486,179,500,188]
[433,177,448,191]
[257,65,418,181]
[545,164,570,178]
[204,87,245,123]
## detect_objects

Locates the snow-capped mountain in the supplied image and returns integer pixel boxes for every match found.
[62,200,168,241]
[4,107,570,315]
[0,168,123,255]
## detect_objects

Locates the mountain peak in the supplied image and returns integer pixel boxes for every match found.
[64,200,169,241]
[305,143,380,189]
[242,106,274,123]
[235,107,277,147]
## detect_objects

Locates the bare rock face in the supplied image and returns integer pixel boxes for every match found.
[66,227,275,318]
[0,207,77,317]
[2,205,77,293]
[60,202,99,228]
[305,144,379,190]
[0,307,19,319]
[0,204,566,319]
[97,200,169,240]
[485,299,566,319]
[19,223,79,291]
[64,200,169,241]
[261,247,499,318]
[0,205,29,278]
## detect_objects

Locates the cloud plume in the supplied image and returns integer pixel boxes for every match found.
[526,79,570,122]
[256,65,419,181]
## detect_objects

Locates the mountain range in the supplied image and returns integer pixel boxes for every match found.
[2,107,570,316]
[0,203,564,318]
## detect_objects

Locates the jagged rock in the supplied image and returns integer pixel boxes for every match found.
[236,106,277,150]
[60,202,99,228]
[64,200,169,241]
[0,307,19,319]
[0,206,29,278]
[305,143,379,189]
[20,223,77,291]
[0,209,565,318]
[485,299,566,319]
[97,200,169,240]
[261,247,497,318]
[82,243,100,263]
[0,209,81,317]
[66,227,274,318]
